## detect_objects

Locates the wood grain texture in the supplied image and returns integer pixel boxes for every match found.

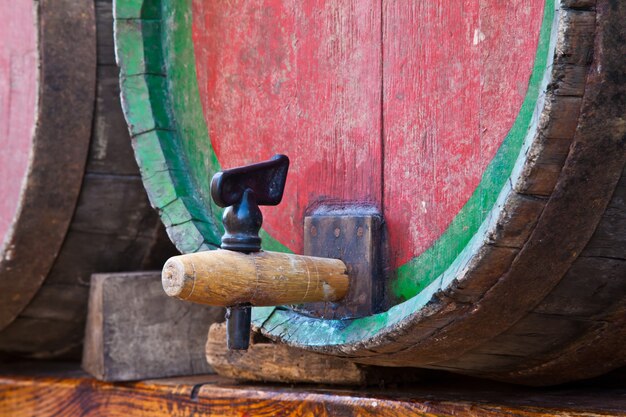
[1,365,626,417]
[191,0,545,271]
[207,323,373,385]
[0,1,37,249]
[163,250,348,306]
[471,1,626,379]
[256,0,626,385]
[82,272,222,381]
[382,0,544,267]
[350,0,626,385]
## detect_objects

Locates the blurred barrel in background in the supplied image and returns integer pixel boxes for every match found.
[0,0,175,359]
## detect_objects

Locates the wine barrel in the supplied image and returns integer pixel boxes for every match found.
[0,0,175,358]
[115,0,625,385]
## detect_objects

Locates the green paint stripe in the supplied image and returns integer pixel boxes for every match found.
[115,19,164,76]
[120,75,173,135]
[115,0,220,253]
[114,0,160,20]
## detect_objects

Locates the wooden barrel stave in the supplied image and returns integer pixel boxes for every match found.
[114,0,626,384]
[447,167,626,385]
[0,0,175,358]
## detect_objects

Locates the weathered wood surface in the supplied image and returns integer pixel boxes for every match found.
[163,250,348,306]
[402,0,626,385]
[206,322,369,384]
[82,272,222,381]
[0,0,176,359]
[1,364,626,417]
[0,1,38,253]
[255,0,626,385]
[206,323,419,385]
[116,0,626,385]
[192,0,384,257]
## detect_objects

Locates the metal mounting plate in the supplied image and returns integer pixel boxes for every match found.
[298,211,383,319]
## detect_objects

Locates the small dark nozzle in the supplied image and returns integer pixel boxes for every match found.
[226,305,251,350]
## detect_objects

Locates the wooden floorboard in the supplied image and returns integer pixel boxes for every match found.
[0,363,625,416]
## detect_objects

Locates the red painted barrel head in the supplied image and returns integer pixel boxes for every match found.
[0,2,38,247]
[192,0,545,267]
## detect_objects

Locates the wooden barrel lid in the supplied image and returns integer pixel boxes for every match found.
[116,0,626,384]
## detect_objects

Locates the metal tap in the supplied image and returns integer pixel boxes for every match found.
[210,154,289,349]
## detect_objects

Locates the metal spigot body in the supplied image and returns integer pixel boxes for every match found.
[210,154,289,349]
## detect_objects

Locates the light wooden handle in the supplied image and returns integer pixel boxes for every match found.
[162,250,349,307]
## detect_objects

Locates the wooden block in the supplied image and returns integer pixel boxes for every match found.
[82,272,224,381]
[206,323,418,385]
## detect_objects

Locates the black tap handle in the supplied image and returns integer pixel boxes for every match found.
[210,154,289,253]
[211,154,289,208]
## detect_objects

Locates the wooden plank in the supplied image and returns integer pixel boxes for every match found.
[82,272,223,381]
[582,166,626,259]
[42,231,166,288]
[535,257,626,317]
[18,284,89,323]
[115,0,626,387]
[69,173,159,238]
[0,0,177,359]
[431,0,626,385]
[0,364,625,416]
[207,323,377,385]
[0,317,84,357]
[88,65,141,175]
[91,0,141,175]
[382,0,545,268]
[95,0,116,66]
